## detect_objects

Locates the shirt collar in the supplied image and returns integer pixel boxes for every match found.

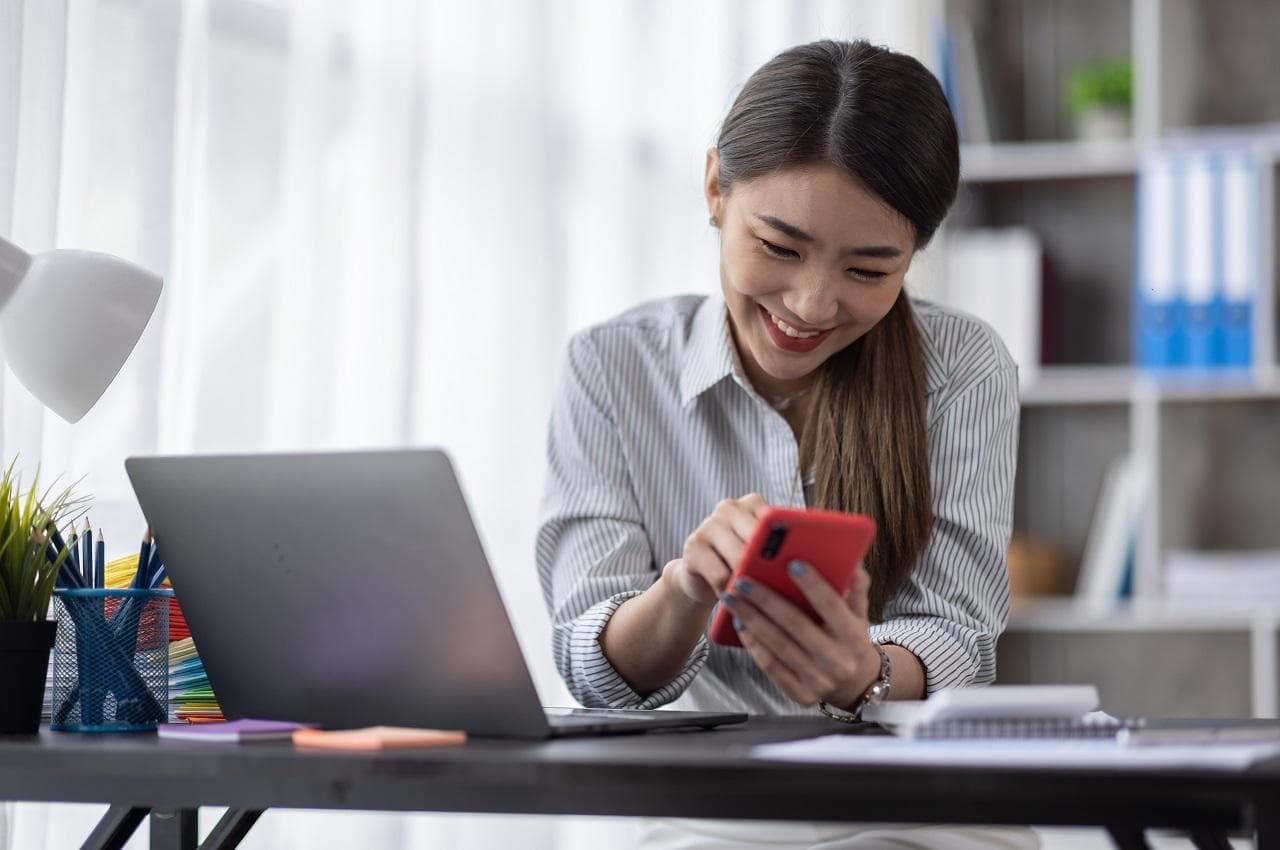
[680,294,738,407]
[680,294,946,407]
[912,301,948,396]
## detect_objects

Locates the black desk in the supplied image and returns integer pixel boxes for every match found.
[2,718,1277,850]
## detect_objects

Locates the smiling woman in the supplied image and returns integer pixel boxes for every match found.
[537,38,1032,850]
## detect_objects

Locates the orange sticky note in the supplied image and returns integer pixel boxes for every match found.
[292,726,467,751]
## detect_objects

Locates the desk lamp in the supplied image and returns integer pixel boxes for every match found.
[0,234,162,422]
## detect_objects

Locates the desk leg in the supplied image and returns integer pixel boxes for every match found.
[1258,803,1280,850]
[200,808,264,850]
[1106,826,1153,850]
[149,808,198,850]
[82,805,148,850]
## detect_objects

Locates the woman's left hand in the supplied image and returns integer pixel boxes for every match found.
[721,560,881,708]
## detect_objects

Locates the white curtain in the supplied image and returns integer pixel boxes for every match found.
[0,1,936,848]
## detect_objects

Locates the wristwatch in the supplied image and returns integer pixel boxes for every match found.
[818,643,892,723]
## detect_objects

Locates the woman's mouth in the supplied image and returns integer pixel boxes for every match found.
[757,304,832,353]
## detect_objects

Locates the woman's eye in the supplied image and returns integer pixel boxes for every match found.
[849,268,888,282]
[759,239,798,259]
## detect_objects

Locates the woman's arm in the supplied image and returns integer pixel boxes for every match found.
[598,561,713,696]
[537,332,713,708]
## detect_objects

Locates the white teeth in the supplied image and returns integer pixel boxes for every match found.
[770,312,820,339]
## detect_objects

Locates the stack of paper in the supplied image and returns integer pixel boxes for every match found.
[752,734,1280,771]
[103,551,215,722]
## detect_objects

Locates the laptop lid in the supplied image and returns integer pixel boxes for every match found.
[126,449,558,738]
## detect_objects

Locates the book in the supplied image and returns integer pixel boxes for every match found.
[157,718,307,742]
[1075,454,1146,614]
[292,726,467,751]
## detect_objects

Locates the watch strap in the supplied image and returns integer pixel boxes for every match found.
[817,643,892,723]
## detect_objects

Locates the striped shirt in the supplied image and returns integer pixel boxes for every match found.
[536,293,1019,715]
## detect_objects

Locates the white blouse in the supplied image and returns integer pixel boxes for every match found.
[536,292,1019,715]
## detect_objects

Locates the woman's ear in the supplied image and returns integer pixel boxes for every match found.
[704,147,723,228]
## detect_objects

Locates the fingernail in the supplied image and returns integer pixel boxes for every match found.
[788,560,807,577]
[732,616,744,631]
[720,592,737,608]
[735,579,752,594]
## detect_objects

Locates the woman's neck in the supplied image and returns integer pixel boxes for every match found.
[729,321,814,410]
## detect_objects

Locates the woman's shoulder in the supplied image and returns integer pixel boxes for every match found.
[566,294,708,361]
[910,296,1018,399]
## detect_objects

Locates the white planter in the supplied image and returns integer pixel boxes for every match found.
[1075,105,1132,141]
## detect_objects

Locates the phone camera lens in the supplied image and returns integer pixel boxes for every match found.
[761,523,787,559]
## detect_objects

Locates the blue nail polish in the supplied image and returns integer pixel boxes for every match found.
[788,560,807,577]
[732,616,744,631]
[720,592,737,608]
[735,579,752,594]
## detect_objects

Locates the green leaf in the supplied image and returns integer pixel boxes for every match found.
[0,459,86,622]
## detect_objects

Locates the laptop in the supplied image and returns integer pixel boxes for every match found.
[124,449,746,738]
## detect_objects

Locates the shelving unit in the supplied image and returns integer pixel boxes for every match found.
[943,0,1280,717]
[960,140,1138,182]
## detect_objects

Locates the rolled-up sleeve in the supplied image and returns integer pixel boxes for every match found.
[535,332,709,708]
[870,364,1019,694]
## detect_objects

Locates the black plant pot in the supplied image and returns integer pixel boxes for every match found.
[0,619,57,734]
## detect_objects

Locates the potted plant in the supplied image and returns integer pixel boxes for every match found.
[0,461,84,734]
[1065,58,1133,141]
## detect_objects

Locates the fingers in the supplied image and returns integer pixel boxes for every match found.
[681,495,770,595]
[728,575,828,647]
[785,560,868,639]
[724,563,878,707]
[729,602,829,705]
[737,492,771,519]
[728,579,858,689]
[661,558,723,606]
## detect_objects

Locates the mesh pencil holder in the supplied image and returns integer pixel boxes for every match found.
[50,588,173,732]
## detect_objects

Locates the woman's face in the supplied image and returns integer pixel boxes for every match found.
[705,152,916,399]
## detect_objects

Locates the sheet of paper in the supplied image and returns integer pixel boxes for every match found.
[751,735,1280,771]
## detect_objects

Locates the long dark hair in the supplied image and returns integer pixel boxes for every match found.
[716,40,959,621]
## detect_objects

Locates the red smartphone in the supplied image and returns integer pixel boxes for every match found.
[708,506,876,647]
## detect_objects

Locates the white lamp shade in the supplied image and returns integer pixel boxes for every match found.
[0,238,162,423]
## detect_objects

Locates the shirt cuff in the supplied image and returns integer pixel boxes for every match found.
[870,617,996,696]
[568,591,711,709]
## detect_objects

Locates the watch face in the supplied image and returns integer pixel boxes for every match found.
[867,681,890,705]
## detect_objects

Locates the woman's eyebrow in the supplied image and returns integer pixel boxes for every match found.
[754,214,902,258]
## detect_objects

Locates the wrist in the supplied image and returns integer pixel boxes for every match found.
[828,642,891,712]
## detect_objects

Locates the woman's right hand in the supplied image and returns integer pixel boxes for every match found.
[662,493,771,608]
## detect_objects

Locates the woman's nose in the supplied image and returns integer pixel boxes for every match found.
[783,274,840,326]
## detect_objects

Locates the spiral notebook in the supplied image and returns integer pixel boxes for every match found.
[862,684,1130,739]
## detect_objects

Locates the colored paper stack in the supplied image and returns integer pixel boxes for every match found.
[169,637,223,722]
[104,552,223,723]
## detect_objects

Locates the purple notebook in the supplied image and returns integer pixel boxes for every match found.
[157,719,307,742]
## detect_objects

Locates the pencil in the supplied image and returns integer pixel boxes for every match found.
[95,530,105,590]
[82,522,93,588]
[134,529,152,589]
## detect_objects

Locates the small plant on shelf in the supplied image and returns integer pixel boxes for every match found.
[1066,58,1133,141]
